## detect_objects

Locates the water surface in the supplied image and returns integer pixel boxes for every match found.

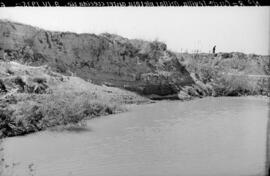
[2,97,269,176]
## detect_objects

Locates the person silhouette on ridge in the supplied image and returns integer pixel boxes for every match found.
[213,45,216,54]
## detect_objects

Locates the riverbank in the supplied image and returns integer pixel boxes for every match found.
[0,61,149,138]
[0,60,269,138]
[0,20,269,138]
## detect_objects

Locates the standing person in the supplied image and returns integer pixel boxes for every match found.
[212,45,216,54]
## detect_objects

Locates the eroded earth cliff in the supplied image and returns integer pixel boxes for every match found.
[0,20,194,99]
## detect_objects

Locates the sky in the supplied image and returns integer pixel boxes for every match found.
[0,7,269,55]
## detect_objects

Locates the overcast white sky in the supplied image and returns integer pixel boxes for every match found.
[0,7,269,55]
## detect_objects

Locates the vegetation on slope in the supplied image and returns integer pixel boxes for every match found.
[177,52,270,97]
[0,61,148,138]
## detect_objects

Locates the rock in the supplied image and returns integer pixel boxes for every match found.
[178,90,192,101]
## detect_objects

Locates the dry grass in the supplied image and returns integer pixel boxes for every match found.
[0,91,126,137]
[0,61,148,138]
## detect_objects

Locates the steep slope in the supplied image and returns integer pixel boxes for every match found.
[176,52,270,96]
[1,20,269,99]
[0,61,148,137]
[0,20,194,98]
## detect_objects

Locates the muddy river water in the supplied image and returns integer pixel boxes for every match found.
[2,97,269,176]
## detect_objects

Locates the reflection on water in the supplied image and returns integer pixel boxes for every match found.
[2,97,269,176]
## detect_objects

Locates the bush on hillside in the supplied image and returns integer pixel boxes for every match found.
[0,92,124,138]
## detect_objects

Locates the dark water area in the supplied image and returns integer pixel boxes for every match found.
[2,97,269,176]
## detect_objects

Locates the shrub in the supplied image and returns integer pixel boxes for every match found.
[32,77,46,84]
[37,92,122,127]
[0,108,17,137]
[0,91,124,137]
[12,76,26,91]
[221,53,233,59]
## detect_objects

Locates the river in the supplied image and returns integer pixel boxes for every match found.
[1,97,269,176]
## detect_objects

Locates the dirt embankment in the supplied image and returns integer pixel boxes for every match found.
[0,61,148,138]
[2,20,268,101]
[0,20,194,99]
[0,20,269,138]
[176,52,270,97]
